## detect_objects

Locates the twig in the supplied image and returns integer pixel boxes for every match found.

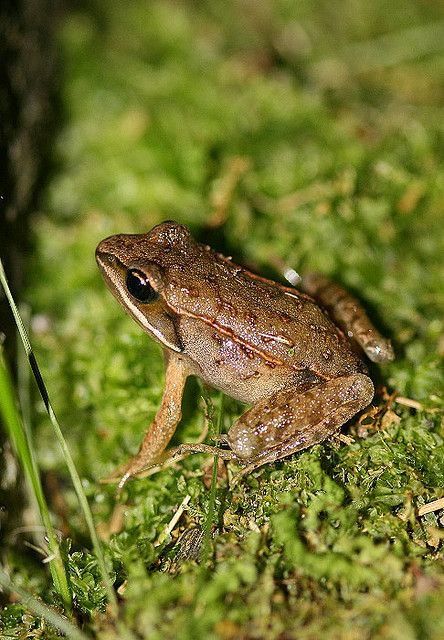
[155,495,191,547]
[418,498,444,517]
[395,396,423,411]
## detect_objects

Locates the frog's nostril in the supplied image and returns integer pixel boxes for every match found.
[95,235,120,264]
[95,247,112,265]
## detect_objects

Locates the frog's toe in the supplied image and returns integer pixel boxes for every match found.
[365,338,395,363]
[100,468,125,485]
[100,459,137,488]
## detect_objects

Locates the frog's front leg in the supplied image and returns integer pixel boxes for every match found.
[104,352,189,489]
[227,373,374,476]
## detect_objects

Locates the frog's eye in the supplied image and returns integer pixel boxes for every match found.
[126,269,159,303]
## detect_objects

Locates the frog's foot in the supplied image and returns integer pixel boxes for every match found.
[301,273,394,363]
[156,443,237,466]
[101,443,237,491]
[228,373,374,484]
[100,456,151,491]
[102,446,174,491]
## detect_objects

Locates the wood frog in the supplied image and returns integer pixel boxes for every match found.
[96,221,394,487]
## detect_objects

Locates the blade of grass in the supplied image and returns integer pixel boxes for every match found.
[200,390,223,564]
[0,569,89,640]
[0,258,118,617]
[17,303,33,442]
[190,389,224,631]
[15,303,45,547]
[0,347,72,610]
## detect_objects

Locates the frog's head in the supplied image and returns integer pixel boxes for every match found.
[95,221,191,352]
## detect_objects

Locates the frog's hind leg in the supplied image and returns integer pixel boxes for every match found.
[301,273,394,363]
[228,373,374,479]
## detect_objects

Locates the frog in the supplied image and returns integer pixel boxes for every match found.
[96,221,394,488]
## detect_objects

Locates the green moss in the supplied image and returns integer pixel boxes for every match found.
[2,0,444,638]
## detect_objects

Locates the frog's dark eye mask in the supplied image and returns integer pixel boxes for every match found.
[126,268,159,303]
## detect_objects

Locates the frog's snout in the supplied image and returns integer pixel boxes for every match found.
[95,234,141,272]
[95,237,128,290]
[95,244,113,268]
[95,236,119,266]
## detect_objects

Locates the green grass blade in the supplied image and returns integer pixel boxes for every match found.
[0,258,118,617]
[0,347,72,610]
[0,569,89,640]
[17,303,33,442]
[200,391,223,564]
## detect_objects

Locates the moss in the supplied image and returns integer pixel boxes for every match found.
[2,0,444,638]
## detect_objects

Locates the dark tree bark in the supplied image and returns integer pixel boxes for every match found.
[0,0,61,576]
[0,0,60,336]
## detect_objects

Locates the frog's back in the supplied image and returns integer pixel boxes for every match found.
[156,230,365,381]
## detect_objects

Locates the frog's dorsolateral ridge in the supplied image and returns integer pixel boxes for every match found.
[96,221,394,487]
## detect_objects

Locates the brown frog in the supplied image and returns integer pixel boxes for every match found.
[96,221,394,487]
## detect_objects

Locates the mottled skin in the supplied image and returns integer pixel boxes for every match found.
[96,221,394,487]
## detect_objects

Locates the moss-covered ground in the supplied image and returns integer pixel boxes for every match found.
[1,1,444,638]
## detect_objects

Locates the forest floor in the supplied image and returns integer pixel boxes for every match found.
[1,1,444,639]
